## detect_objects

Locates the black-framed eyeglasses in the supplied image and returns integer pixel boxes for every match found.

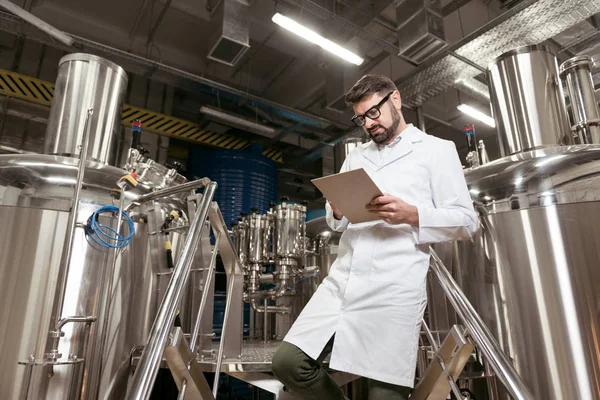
[350,91,394,127]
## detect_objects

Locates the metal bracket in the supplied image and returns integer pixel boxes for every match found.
[164,326,214,400]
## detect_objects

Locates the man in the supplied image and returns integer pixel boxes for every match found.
[271,74,479,399]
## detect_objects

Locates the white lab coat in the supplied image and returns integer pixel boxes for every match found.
[283,125,479,388]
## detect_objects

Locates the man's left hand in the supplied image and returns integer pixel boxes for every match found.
[366,194,419,227]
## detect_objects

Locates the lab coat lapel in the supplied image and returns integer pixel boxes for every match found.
[375,126,424,170]
[362,141,380,167]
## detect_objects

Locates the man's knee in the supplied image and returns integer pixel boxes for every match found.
[272,341,314,384]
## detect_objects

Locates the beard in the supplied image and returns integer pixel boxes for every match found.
[367,107,401,144]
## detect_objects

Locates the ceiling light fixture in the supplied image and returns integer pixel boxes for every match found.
[199,106,277,137]
[457,104,496,128]
[271,13,364,66]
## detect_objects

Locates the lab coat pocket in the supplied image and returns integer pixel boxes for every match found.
[369,224,415,286]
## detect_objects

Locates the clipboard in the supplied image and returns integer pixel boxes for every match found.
[311,168,384,224]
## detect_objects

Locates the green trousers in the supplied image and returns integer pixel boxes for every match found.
[272,336,411,400]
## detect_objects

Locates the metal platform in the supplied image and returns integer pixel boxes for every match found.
[195,340,330,373]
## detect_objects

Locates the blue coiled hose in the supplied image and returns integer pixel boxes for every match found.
[85,205,135,249]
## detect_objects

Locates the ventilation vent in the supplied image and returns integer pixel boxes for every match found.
[207,0,250,66]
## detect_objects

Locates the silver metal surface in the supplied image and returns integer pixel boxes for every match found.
[44,54,128,165]
[398,0,600,108]
[212,274,235,397]
[48,108,94,362]
[208,203,244,360]
[125,178,211,211]
[126,182,216,400]
[163,327,214,400]
[0,0,74,46]
[0,153,194,400]
[429,249,535,400]
[465,145,600,213]
[435,144,600,398]
[272,202,306,259]
[246,213,272,263]
[560,55,600,144]
[488,45,571,156]
[207,0,250,67]
[190,233,220,353]
[416,107,426,132]
[413,323,473,400]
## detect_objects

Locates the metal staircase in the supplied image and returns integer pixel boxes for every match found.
[122,180,535,400]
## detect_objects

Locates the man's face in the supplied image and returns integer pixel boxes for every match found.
[352,91,402,145]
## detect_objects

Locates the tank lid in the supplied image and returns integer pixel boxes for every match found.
[489,44,554,69]
[465,145,600,214]
[559,55,594,75]
[59,53,128,82]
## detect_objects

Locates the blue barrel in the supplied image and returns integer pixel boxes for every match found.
[187,145,278,228]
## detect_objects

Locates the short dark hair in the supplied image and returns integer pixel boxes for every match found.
[345,74,397,105]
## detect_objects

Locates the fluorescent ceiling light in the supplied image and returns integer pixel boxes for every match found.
[272,13,364,66]
[199,106,277,137]
[457,104,496,128]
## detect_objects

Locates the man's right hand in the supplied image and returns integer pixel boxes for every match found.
[328,201,343,220]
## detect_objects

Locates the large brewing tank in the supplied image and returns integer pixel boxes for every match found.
[433,46,600,399]
[0,53,196,400]
[0,155,189,400]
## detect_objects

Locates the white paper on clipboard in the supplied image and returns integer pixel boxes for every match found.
[311,168,384,224]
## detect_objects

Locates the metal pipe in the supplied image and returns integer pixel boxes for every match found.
[177,379,187,400]
[189,233,221,353]
[249,298,290,314]
[422,319,466,400]
[213,274,235,397]
[429,247,535,400]
[0,0,75,46]
[55,316,97,331]
[93,187,128,396]
[126,182,217,400]
[124,178,211,212]
[263,301,268,342]
[0,144,36,154]
[53,108,94,335]
[416,107,426,132]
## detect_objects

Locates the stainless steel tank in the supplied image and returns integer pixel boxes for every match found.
[0,154,195,400]
[246,212,272,263]
[560,55,600,144]
[272,202,306,260]
[287,216,341,329]
[433,46,600,399]
[488,45,571,156]
[444,147,600,399]
[44,53,128,165]
[232,220,249,266]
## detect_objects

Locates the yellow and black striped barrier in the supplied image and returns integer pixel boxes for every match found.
[0,68,283,163]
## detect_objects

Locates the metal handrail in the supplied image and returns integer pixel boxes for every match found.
[123,177,211,212]
[429,247,536,400]
[125,182,217,400]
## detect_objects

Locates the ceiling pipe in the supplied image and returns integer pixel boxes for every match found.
[0,0,75,47]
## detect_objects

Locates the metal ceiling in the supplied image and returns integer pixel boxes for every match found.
[398,0,600,108]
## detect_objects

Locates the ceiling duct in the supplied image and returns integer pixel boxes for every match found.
[397,0,600,108]
[396,0,446,64]
[453,77,491,105]
[207,0,251,67]
[325,66,361,113]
